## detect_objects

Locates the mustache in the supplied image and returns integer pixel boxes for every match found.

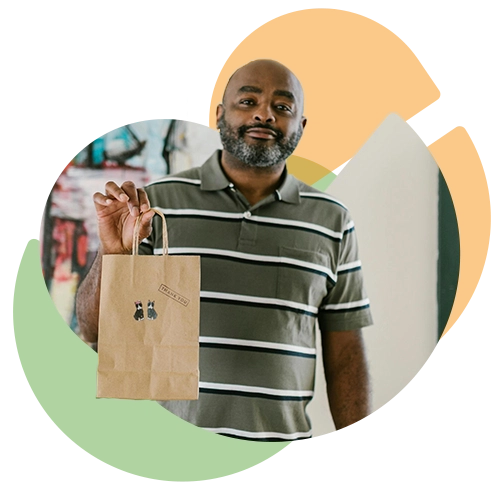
[238,123,284,140]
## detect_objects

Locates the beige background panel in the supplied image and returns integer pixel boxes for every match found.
[308,113,439,436]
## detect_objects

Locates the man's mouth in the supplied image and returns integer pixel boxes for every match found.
[244,127,278,140]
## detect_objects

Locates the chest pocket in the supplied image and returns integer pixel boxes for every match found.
[277,246,331,309]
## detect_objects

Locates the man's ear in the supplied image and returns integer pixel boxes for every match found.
[301,116,307,130]
[216,104,224,126]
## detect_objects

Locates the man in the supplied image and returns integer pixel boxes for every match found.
[76,59,373,441]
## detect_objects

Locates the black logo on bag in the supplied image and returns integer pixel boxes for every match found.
[134,300,158,321]
[147,300,158,320]
[134,301,144,321]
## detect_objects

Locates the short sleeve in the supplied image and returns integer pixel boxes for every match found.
[318,215,373,333]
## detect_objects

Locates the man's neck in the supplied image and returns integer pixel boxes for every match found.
[220,150,286,206]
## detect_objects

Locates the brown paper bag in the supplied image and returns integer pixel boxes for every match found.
[97,208,200,400]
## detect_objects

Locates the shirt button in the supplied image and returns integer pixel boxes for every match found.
[244,211,251,219]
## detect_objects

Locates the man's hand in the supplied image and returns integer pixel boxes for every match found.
[77,180,155,343]
[93,181,155,254]
[322,329,371,430]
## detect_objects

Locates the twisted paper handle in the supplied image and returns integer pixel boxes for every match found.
[132,208,168,256]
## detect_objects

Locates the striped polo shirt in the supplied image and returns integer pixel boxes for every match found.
[140,150,373,441]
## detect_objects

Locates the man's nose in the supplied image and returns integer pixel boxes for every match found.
[253,103,275,123]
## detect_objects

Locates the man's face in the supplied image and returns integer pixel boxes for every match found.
[217,61,307,168]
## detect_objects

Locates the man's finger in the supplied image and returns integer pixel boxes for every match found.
[120,181,140,217]
[138,209,155,240]
[140,209,155,227]
[137,188,151,213]
[93,192,114,206]
[104,181,129,203]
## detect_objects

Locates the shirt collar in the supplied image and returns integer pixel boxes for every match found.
[200,150,232,191]
[200,149,301,204]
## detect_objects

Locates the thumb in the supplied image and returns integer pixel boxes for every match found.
[138,209,155,240]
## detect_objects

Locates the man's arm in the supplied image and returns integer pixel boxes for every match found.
[75,250,103,344]
[321,329,371,430]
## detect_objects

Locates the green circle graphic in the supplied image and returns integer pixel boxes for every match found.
[13,239,290,481]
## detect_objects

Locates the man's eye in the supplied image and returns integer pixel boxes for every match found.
[240,99,254,105]
[276,105,292,112]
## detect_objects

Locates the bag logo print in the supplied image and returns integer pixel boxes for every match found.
[147,300,158,320]
[133,300,158,321]
[133,301,145,321]
[158,284,190,307]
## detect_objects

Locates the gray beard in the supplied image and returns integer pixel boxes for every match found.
[217,114,303,168]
